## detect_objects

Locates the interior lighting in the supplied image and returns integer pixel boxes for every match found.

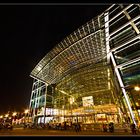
[134,86,140,91]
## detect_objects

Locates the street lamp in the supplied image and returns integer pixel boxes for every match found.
[24,109,29,114]
[12,112,17,117]
[12,112,17,125]
[5,114,9,118]
[0,115,4,124]
[4,114,9,123]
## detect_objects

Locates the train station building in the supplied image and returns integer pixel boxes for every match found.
[29,4,140,128]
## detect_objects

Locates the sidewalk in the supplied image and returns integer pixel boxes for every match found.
[46,129,140,136]
[0,128,139,136]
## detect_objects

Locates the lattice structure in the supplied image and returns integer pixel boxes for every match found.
[29,4,140,126]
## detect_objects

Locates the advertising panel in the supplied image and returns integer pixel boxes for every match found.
[82,96,93,107]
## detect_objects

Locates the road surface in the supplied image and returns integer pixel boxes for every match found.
[0,128,139,136]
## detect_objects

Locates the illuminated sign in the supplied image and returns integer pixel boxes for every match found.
[82,96,93,107]
[53,109,59,115]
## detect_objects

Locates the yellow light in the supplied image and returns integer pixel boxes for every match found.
[12,112,17,116]
[5,114,9,117]
[24,109,29,114]
[134,86,140,91]
[69,97,74,104]
[0,115,3,118]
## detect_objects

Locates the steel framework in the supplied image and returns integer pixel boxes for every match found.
[29,4,140,126]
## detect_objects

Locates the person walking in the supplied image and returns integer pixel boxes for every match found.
[103,123,108,132]
[77,122,81,132]
[131,123,137,134]
[64,121,67,130]
[74,123,78,132]
[109,122,114,133]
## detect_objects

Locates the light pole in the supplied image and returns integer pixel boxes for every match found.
[24,109,29,124]
[4,114,9,124]
[69,97,74,123]
[12,112,17,116]
[0,115,3,123]
[12,112,17,125]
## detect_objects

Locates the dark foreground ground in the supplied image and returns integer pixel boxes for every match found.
[0,128,140,137]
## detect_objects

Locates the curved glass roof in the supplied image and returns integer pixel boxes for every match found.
[29,4,140,125]
[30,12,107,84]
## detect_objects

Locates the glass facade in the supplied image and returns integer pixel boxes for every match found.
[29,4,140,127]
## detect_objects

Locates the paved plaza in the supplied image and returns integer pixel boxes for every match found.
[0,128,140,136]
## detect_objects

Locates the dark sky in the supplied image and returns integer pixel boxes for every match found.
[0,3,110,114]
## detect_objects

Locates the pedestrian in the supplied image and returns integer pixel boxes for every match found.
[103,123,107,132]
[77,122,81,132]
[58,123,61,130]
[131,123,137,134]
[127,117,130,123]
[74,123,78,132]
[23,123,27,129]
[69,121,73,130]
[63,122,67,130]
[109,122,114,133]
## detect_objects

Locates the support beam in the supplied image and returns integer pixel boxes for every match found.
[104,6,137,126]
[121,4,140,34]
[110,53,137,126]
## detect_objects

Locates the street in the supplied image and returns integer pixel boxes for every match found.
[0,128,140,136]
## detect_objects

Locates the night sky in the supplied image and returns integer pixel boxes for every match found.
[0,3,110,114]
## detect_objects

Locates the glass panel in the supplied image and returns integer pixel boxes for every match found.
[114,40,140,65]
[121,61,140,86]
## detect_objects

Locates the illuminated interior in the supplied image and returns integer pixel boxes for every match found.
[29,4,140,125]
